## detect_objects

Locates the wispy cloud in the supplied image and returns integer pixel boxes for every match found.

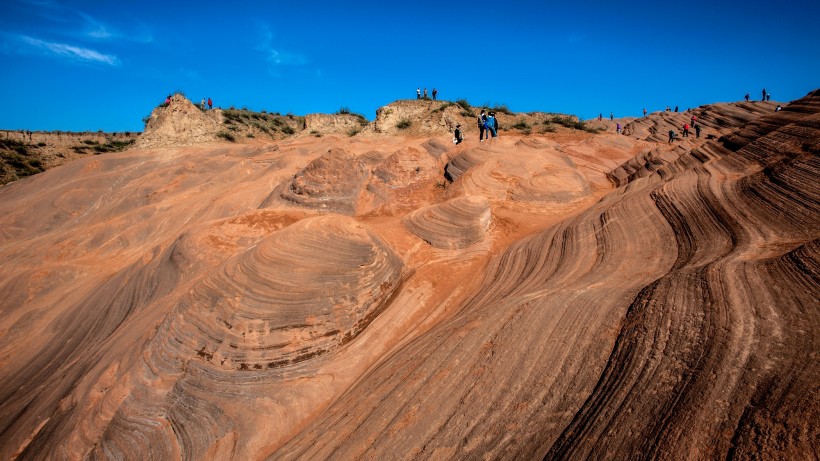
[256,26,308,76]
[77,12,153,43]
[13,34,120,65]
[13,1,153,43]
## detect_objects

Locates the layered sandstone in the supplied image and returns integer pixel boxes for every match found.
[0,91,817,461]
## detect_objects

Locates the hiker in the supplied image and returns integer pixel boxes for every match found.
[643,108,647,117]
[453,124,463,144]
[695,124,701,138]
[775,104,782,112]
[598,113,603,121]
[666,106,670,112]
[674,105,678,112]
[682,123,689,137]
[200,98,206,110]
[478,110,488,141]
[616,123,621,134]
[766,92,771,101]
[668,130,676,143]
[691,115,697,126]
[432,88,438,100]
[417,88,421,99]
[423,88,428,99]
[208,97,212,110]
[745,93,750,101]
[762,88,766,101]
[486,112,498,140]
[610,112,614,121]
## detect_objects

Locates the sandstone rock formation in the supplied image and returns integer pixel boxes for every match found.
[136,94,224,149]
[0,91,817,460]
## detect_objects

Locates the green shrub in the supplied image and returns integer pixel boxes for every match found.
[511,119,529,130]
[455,99,471,110]
[336,106,351,115]
[347,127,361,137]
[459,109,474,118]
[491,104,513,115]
[396,118,412,130]
[543,123,557,133]
[82,139,99,145]
[217,131,236,142]
[281,125,295,135]
[36,142,46,147]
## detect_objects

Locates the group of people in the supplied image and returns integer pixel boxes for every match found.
[416,88,438,100]
[199,97,213,110]
[452,109,499,144]
[744,88,771,101]
[669,114,702,143]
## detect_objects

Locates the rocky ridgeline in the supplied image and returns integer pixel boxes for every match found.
[0,130,138,185]
[138,95,581,149]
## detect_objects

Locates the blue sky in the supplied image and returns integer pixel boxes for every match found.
[1,0,818,132]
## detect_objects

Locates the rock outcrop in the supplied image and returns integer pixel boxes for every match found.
[0,91,817,461]
[135,94,224,149]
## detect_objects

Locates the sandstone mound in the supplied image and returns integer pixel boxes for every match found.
[371,147,441,187]
[136,94,223,149]
[163,214,405,370]
[267,148,370,214]
[402,195,491,249]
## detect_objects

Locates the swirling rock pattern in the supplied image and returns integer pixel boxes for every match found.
[402,195,491,249]
[270,148,369,214]
[0,91,818,461]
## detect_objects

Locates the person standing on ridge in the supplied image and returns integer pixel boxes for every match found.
[682,123,689,137]
[745,93,750,101]
[674,106,678,112]
[208,97,212,110]
[643,108,647,117]
[417,88,421,99]
[616,123,621,134]
[766,92,771,101]
[610,112,614,121]
[201,98,206,110]
[668,130,676,143]
[453,124,463,144]
[762,88,767,101]
[695,124,701,138]
[432,88,438,100]
[423,88,428,99]
[478,110,488,142]
[598,113,603,121]
[691,114,697,126]
[487,112,498,140]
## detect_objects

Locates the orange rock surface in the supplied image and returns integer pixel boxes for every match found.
[0,92,817,460]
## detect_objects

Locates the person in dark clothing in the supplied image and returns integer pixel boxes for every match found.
[668,130,676,144]
[610,112,613,121]
[762,88,767,101]
[745,93,750,101]
[674,106,678,112]
[432,88,438,100]
[695,124,701,138]
[453,124,463,144]
[478,110,487,141]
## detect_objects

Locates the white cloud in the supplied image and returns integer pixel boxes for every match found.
[17,35,120,66]
[256,26,308,74]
